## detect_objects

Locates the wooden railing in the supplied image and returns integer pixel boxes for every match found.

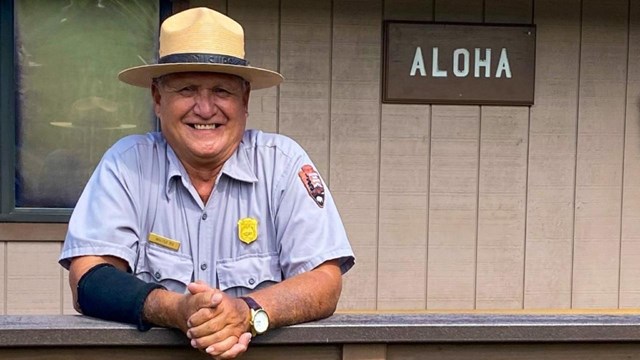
[2,312,640,359]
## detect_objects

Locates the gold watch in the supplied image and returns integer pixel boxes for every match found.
[240,296,269,336]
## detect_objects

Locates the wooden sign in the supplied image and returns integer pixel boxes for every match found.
[383,21,536,105]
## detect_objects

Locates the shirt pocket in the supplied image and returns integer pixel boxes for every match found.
[135,243,194,294]
[217,253,282,293]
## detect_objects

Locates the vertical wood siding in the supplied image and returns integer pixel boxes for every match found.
[330,0,382,310]
[6,242,61,314]
[378,1,432,310]
[620,0,640,308]
[0,242,4,314]
[572,0,628,308]
[2,0,639,312]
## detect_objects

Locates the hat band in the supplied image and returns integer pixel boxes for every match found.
[159,53,249,66]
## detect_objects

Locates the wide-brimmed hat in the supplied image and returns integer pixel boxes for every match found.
[118,7,283,90]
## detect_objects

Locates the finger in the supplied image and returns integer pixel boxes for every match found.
[211,333,251,359]
[188,281,211,295]
[190,290,220,311]
[211,342,248,359]
[238,332,252,346]
[187,305,220,329]
[189,326,233,349]
[203,335,240,357]
[210,291,223,307]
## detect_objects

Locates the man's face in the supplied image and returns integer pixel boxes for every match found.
[152,72,250,167]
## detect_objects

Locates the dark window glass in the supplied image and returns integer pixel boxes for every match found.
[15,0,158,208]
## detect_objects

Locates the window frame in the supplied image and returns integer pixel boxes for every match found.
[0,0,172,222]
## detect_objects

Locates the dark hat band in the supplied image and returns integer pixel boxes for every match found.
[158,53,249,66]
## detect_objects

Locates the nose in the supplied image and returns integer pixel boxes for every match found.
[192,89,217,119]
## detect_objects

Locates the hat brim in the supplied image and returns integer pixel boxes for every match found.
[118,63,284,90]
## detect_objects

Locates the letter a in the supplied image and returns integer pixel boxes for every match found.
[496,48,512,78]
[410,47,426,76]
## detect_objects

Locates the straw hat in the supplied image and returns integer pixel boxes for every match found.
[118,7,283,90]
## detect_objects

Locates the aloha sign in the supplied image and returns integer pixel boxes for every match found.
[383,22,536,105]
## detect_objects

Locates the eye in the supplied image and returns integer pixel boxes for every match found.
[176,85,197,97]
[213,87,231,97]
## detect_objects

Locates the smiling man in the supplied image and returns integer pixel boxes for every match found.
[59,7,354,360]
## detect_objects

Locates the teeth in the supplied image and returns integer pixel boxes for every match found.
[193,124,217,130]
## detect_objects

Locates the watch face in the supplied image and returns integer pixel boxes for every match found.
[253,310,269,334]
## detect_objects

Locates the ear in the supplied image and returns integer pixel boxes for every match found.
[151,83,162,117]
[242,82,251,112]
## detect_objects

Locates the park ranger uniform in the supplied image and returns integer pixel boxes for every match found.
[60,129,354,297]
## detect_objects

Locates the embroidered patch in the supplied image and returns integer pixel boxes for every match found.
[238,217,259,244]
[298,164,325,208]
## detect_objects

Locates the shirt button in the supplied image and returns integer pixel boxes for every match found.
[202,212,208,220]
[154,271,161,280]
[248,278,255,285]
[200,263,208,271]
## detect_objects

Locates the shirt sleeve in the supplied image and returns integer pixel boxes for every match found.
[274,146,355,278]
[59,143,144,271]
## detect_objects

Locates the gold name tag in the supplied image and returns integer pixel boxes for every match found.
[148,233,181,251]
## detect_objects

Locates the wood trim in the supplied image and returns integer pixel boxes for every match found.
[0,223,67,241]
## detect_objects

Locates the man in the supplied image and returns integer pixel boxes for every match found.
[59,7,354,359]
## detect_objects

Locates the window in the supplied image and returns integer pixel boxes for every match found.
[1,0,170,222]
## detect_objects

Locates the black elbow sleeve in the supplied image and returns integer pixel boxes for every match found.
[77,263,165,331]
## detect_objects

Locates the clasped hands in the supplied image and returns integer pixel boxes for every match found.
[178,281,252,359]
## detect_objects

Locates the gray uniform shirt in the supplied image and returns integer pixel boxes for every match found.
[59,130,354,297]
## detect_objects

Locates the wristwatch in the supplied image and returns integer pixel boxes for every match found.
[240,296,270,336]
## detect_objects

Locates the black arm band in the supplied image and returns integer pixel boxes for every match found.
[77,263,165,331]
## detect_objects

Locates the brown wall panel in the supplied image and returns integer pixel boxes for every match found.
[484,0,532,23]
[0,243,4,314]
[189,0,227,12]
[524,0,581,308]
[331,0,382,310]
[476,107,528,309]
[427,106,479,309]
[384,0,433,21]
[434,0,483,22]
[572,0,628,308]
[426,0,483,310]
[0,224,67,241]
[229,0,280,133]
[6,242,61,314]
[377,0,433,311]
[279,0,332,177]
[475,2,532,310]
[378,105,430,310]
[620,0,640,308]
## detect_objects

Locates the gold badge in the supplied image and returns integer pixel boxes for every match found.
[238,218,258,244]
[148,233,181,251]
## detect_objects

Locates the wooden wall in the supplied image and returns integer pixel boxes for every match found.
[0,0,639,314]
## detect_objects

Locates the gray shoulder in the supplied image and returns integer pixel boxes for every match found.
[241,129,306,159]
[103,132,164,160]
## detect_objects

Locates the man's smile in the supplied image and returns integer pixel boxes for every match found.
[190,123,220,130]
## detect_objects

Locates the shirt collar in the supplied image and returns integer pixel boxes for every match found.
[164,137,258,198]
[165,144,188,198]
[219,141,259,184]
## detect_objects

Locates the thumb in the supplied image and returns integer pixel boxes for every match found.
[187,281,211,295]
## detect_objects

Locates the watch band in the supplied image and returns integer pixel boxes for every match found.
[239,296,262,311]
